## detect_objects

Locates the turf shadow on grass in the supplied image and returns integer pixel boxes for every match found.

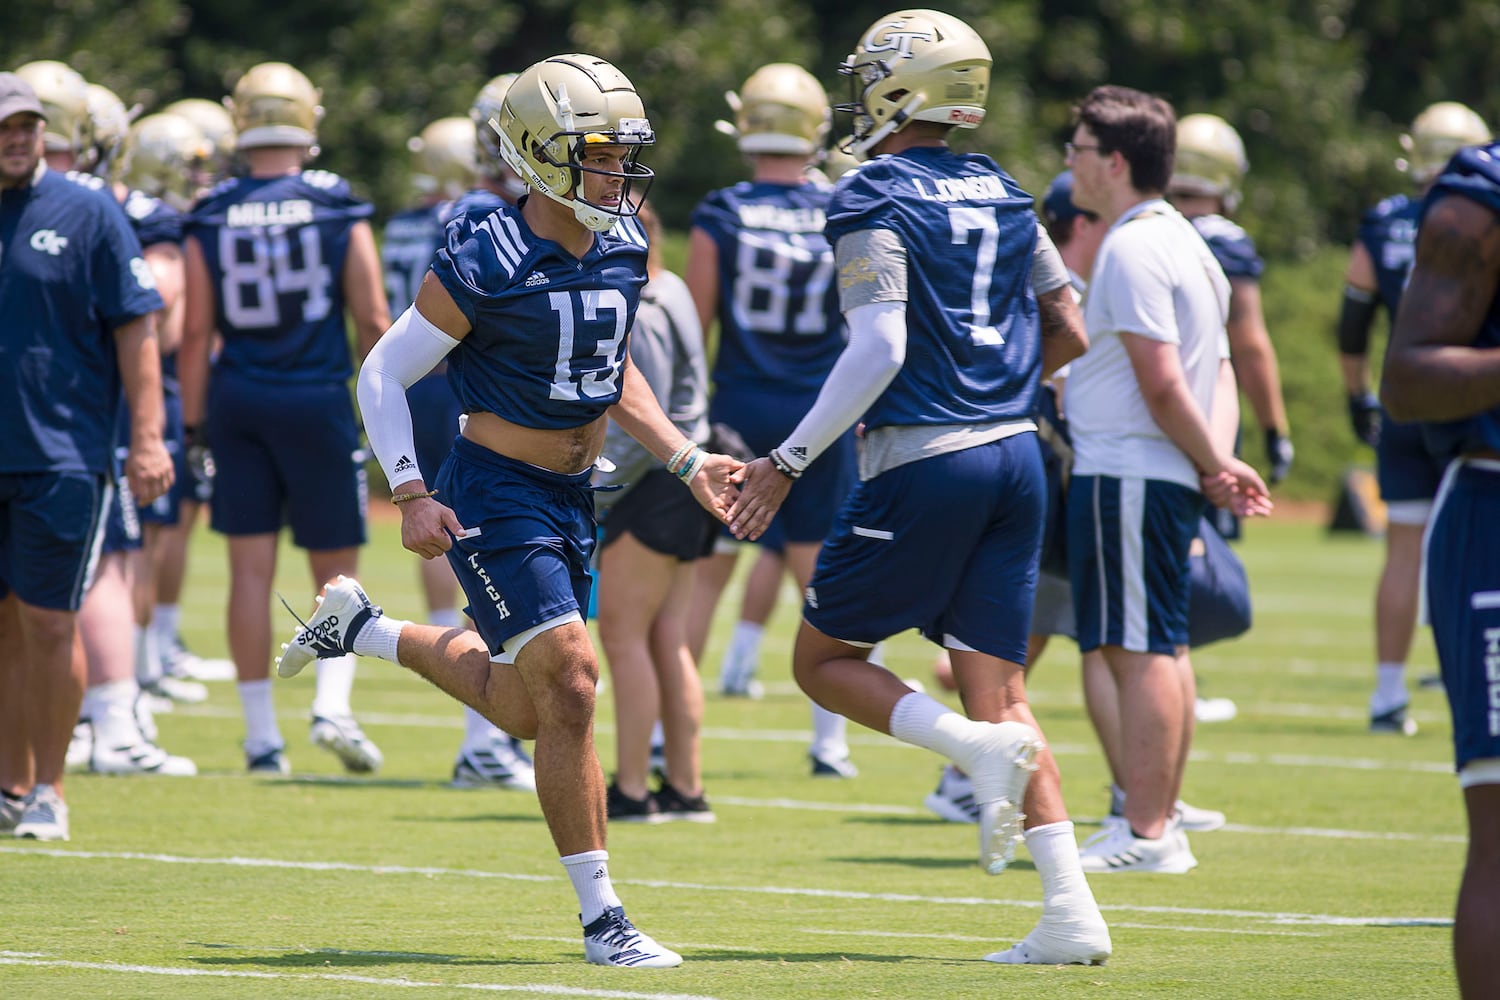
[829,854,1035,873]
[188,948,551,969]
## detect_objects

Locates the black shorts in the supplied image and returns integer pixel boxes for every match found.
[600,468,720,562]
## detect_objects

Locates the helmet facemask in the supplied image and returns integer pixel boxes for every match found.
[494,57,655,233]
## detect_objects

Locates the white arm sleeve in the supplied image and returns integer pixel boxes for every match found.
[356,305,461,488]
[777,300,906,471]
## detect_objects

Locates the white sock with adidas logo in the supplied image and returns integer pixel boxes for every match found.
[562,849,622,926]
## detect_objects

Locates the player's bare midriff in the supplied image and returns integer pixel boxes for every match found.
[462,409,607,476]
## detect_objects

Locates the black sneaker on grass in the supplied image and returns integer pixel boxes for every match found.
[606,781,661,823]
[653,780,715,823]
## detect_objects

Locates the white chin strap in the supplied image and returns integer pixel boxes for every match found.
[851,94,925,158]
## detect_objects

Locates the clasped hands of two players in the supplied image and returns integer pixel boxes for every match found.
[397,452,753,559]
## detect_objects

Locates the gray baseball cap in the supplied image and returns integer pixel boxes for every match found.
[0,72,46,123]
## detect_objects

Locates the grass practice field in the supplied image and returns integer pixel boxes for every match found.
[2,516,1461,999]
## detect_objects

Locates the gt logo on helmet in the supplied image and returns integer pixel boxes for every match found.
[862,24,934,59]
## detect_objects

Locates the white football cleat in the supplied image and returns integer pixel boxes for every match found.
[310,715,383,774]
[969,721,1043,875]
[91,738,198,777]
[985,908,1112,966]
[581,907,683,968]
[276,575,382,679]
[924,764,980,824]
[1079,821,1197,874]
[14,784,69,841]
[451,734,536,792]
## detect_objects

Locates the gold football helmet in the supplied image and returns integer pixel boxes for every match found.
[408,117,478,200]
[494,53,655,232]
[164,97,237,180]
[726,63,830,155]
[471,73,518,175]
[838,9,991,157]
[1169,113,1249,212]
[1400,102,1490,184]
[15,60,92,158]
[228,62,323,151]
[123,112,212,210]
[85,82,136,177]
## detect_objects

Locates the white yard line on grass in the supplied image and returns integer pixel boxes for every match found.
[0,845,1451,929]
[174,704,1457,775]
[0,954,719,999]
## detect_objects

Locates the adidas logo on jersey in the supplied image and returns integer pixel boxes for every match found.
[524,271,550,287]
[393,455,416,475]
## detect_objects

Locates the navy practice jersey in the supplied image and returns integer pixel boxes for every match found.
[0,168,164,474]
[691,180,846,393]
[122,188,183,250]
[186,170,373,383]
[824,146,1041,429]
[383,190,509,313]
[431,200,649,429]
[382,202,450,312]
[1189,213,1264,281]
[1419,143,1500,458]
[123,187,183,386]
[1356,192,1421,319]
[449,188,507,221]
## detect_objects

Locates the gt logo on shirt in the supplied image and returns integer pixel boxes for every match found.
[30,229,68,256]
[130,257,158,290]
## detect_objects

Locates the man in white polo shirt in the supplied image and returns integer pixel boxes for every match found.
[1063,85,1271,873]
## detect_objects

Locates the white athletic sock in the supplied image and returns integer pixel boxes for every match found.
[561,850,623,926]
[1110,783,1127,817]
[239,679,282,752]
[463,705,501,748]
[889,691,984,766]
[86,680,142,749]
[1372,662,1408,714]
[809,702,849,759]
[650,720,664,752]
[312,654,356,720]
[134,624,162,684]
[154,603,182,644]
[429,608,463,630]
[351,614,406,663]
[1025,821,1093,905]
[728,621,764,661]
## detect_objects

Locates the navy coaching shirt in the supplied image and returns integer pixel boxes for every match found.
[0,167,164,474]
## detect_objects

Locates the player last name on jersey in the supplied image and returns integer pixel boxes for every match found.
[226,199,316,228]
[911,175,1010,203]
[735,204,826,233]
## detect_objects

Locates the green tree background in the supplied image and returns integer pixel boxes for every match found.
[7,0,1494,502]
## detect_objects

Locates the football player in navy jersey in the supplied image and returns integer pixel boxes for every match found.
[0,71,173,841]
[684,61,857,776]
[729,11,1109,965]
[381,111,535,794]
[278,53,740,968]
[142,106,238,686]
[60,85,201,780]
[179,62,391,776]
[117,112,233,694]
[1341,102,1490,734]
[1167,114,1292,500]
[1381,138,1500,1000]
